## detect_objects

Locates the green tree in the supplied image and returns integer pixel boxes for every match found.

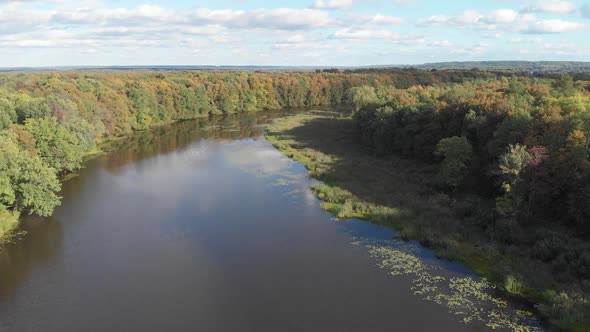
[24,117,86,173]
[507,76,525,95]
[495,144,531,218]
[194,85,213,115]
[13,94,51,123]
[127,82,156,129]
[0,173,15,210]
[435,136,473,189]
[0,98,17,130]
[554,74,576,97]
[498,144,531,186]
[46,95,98,150]
[0,133,61,216]
[489,110,531,156]
[349,86,378,111]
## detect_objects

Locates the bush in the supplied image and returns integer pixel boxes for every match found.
[504,274,525,295]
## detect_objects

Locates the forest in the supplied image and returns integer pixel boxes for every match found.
[350,74,590,330]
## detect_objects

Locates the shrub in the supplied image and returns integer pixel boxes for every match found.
[504,274,525,295]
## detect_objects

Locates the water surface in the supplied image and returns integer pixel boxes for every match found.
[0,111,540,331]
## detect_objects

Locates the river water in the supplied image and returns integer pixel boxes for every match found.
[0,110,543,331]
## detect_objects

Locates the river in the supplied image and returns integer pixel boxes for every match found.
[0,109,543,331]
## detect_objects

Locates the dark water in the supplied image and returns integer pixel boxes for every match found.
[0,111,541,332]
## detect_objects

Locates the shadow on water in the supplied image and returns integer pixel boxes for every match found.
[101,112,271,173]
[0,216,64,297]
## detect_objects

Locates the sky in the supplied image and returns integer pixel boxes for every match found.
[0,0,589,67]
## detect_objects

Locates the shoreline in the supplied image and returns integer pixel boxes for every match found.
[264,110,583,331]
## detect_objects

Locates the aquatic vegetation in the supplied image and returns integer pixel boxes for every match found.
[366,242,543,331]
[370,245,427,276]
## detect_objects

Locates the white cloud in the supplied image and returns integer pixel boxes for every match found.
[283,34,308,43]
[416,15,451,27]
[522,19,587,33]
[215,8,336,30]
[392,0,418,4]
[417,10,485,27]
[331,28,424,45]
[272,42,335,50]
[451,43,488,56]
[521,0,577,15]
[430,40,453,47]
[311,0,352,10]
[3,5,336,32]
[346,13,405,26]
[455,10,483,25]
[332,28,402,40]
[508,36,544,43]
[417,8,586,34]
[482,32,503,38]
[483,9,518,24]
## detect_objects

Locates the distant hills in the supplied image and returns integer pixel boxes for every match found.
[409,61,590,73]
[2,61,590,75]
[354,61,590,80]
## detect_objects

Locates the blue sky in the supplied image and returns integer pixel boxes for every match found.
[0,0,589,67]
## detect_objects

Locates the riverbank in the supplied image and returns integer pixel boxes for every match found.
[0,210,19,246]
[265,111,589,332]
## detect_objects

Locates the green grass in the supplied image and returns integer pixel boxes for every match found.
[265,110,589,331]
